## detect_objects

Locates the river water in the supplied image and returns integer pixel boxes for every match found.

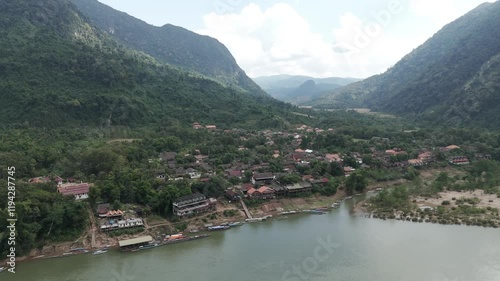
[5,194,500,281]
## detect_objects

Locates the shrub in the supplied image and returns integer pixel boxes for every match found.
[223,209,237,217]
[442,200,451,205]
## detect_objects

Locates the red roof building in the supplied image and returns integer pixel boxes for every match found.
[248,186,275,199]
[57,183,90,200]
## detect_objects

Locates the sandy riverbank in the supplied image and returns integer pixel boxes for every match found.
[415,189,500,209]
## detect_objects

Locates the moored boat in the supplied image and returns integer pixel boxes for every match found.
[137,242,160,251]
[208,225,230,231]
[245,216,270,222]
[92,249,108,255]
[280,211,298,215]
[304,209,327,214]
[163,234,210,245]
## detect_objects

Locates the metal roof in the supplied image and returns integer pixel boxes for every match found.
[118,236,153,247]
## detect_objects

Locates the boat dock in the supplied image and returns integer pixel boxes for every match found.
[240,199,253,219]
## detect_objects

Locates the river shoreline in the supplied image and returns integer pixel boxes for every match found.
[354,190,500,228]
[6,177,498,266]
[2,191,356,266]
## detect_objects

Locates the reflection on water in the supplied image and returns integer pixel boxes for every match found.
[7,195,500,281]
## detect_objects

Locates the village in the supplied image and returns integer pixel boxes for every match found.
[19,121,498,256]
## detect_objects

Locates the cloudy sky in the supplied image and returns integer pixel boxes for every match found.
[98,0,494,78]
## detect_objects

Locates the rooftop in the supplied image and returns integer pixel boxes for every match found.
[173,193,207,205]
[253,173,274,180]
[57,183,90,196]
[119,236,153,247]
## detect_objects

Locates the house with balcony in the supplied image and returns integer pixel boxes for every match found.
[173,193,215,217]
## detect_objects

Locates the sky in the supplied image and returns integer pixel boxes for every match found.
[98,0,494,78]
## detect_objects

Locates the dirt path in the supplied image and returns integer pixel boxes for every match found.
[87,207,97,248]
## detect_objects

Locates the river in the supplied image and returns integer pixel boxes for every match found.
[5,194,500,281]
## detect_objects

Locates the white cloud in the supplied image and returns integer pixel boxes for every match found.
[198,2,418,78]
[410,0,461,27]
[197,1,491,78]
[409,0,495,28]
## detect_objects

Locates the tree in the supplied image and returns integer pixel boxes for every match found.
[320,179,338,196]
[346,171,368,195]
[112,200,122,210]
[278,174,301,185]
[343,156,359,168]
[433,172,450,191]
[88,186,101,209]
[329,162,344,177]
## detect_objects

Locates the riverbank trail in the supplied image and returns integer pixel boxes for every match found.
[87,207,97,248]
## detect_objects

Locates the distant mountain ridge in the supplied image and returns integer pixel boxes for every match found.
[253,75,360,104]
[70,0,266,96]
[310,1,500,128]
[253,74,359,89]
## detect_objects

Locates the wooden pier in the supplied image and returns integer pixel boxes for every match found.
[240,199,253,219]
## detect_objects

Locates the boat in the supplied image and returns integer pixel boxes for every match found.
[208,225,230,231]
[164,234,184,240]
[245,218,261,223]
[331,203,340,209]
[0,267,5,273]
[92,249,108,255]
[163,234,210,245]
[304,209,327,214]
[137,242,160,251]
[274,216,288,220]
[228,222,243,227]
[69,248,89,253]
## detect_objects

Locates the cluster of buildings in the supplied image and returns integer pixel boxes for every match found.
[27,176,91,200]
[96,203,145,232]
[172,193,217,217]
[156,151,215,181]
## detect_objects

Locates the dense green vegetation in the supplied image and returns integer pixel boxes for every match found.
[0,0,300,128]
[311,1,500,128]
[0,182,89,256]
[70,0,264,95]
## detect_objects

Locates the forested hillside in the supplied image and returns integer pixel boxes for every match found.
[70,0,265,95]
[0,0,295,128]
[311,1,500,128]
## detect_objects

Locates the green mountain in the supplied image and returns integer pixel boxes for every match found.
[0,0,296,128]
[253,74,359,89]
[69,0,265,95]
[253,75,359,104]
[265,80,342,105]
[311,1,500,128]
